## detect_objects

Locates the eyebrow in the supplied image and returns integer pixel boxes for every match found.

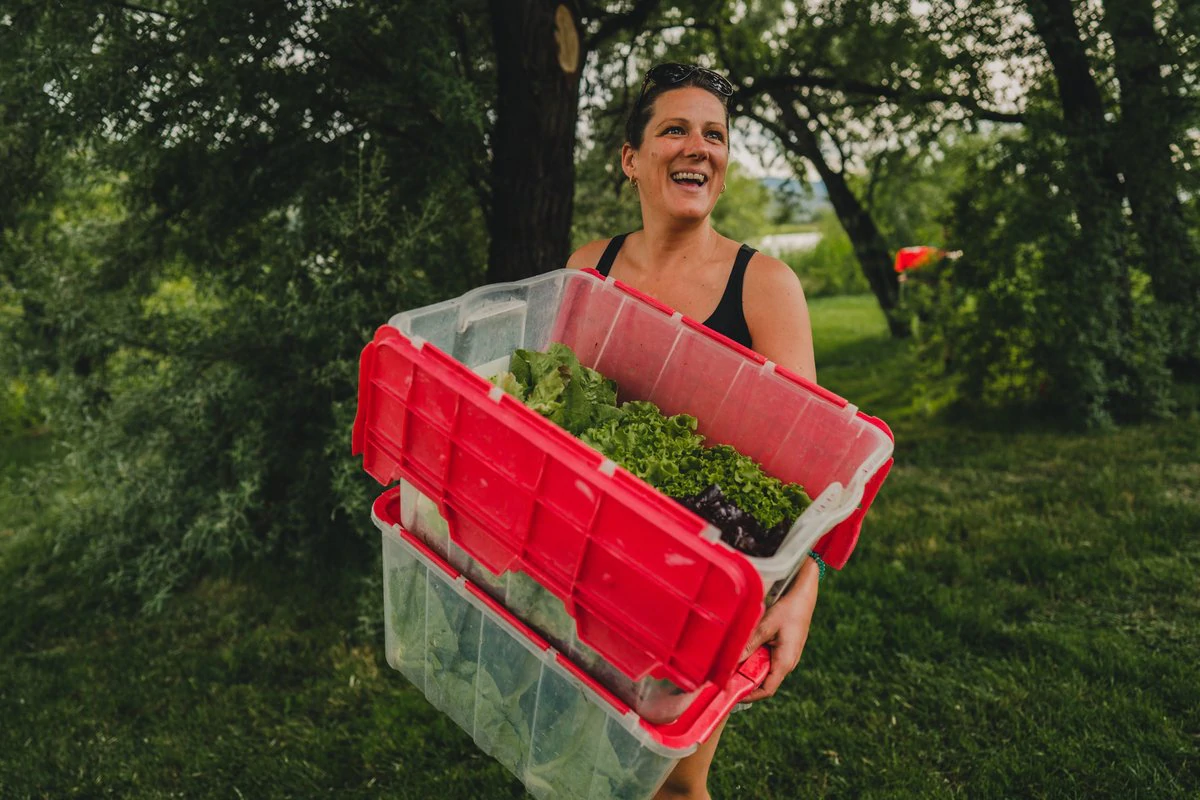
[657,117,728,129]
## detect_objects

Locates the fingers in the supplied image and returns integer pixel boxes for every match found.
[741,641,802,703]
[743,656,791,702]
[739,579,819,701]
[741,628,772,661]
[743,688,773,703]
[741,615,779,660]
[739,623,777,662]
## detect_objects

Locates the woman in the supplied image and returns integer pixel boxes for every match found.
[567,63,823,800]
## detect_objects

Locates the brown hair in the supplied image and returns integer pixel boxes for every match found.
[624,70,732,149]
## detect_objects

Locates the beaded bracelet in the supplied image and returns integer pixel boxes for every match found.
[807,550,827,583]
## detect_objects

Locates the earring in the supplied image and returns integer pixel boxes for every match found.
[629,176,639,188]
[721,183,726,194]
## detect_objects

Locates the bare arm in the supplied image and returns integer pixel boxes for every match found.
[742,252,817,383]
[739,252,821,701]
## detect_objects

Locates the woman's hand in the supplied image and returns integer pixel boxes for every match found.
[739,557,820,702]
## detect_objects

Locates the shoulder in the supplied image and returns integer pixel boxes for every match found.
[566,238,616,270]
[743,250,805,303]
[742,250,816,381]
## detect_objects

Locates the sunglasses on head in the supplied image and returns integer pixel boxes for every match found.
[637,63,735,103]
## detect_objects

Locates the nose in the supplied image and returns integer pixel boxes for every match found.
[682,130,708,158]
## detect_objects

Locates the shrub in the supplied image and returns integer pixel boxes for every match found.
[0,377,51,436]
[780,212,870,298]
[908,131,1174,427]
[3,0,493,608]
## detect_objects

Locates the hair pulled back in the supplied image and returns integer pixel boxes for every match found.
[624,70,732,149]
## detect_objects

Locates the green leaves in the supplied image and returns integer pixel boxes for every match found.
[494,342,620,435]
[581,399,705,496]
[493,343,810,536]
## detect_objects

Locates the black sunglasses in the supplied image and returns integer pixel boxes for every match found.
[637,63,735,103]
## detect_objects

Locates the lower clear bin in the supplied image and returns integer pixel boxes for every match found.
[377,496,766,800]
[399,478,702,725]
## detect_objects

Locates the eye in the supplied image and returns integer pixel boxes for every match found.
[705,130,726,143]
[663,125,685,135]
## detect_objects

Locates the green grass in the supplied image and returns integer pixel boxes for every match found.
[2,295,1198,798]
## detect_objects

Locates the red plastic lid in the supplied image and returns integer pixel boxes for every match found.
[894,245,944,273]
[373,490,770,748]
[353,327,765,692]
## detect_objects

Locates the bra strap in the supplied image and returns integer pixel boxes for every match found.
[701,243,756,348]
[721,243,756,315]
[594,233,629,277]
[733,242,756,275]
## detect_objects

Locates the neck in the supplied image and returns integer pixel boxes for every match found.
[637,213,716,273]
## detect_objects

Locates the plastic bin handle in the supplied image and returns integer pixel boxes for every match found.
[665,646,769,746]
[735,646,771,689]
[816,456,892,569]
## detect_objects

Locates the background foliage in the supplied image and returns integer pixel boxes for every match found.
[780,211,869,299]
[0,0,1197,652]
[1,1,1197,795]
[1,0,491,605]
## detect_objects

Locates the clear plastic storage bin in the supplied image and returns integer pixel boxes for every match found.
[374,490,767,800]
[398,478,702,724]
[353,268,892,709]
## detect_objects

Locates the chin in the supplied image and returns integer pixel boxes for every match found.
[664,197,713,220]
[671,205,714,223]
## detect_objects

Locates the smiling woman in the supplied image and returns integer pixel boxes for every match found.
[567,64,813,376]
[623,86,731,225]
[565,62,821,800]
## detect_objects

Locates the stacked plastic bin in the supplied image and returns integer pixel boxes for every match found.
[373,490,769,799]
[353,268,894,799]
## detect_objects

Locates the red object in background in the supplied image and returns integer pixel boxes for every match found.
[894,246,945,273]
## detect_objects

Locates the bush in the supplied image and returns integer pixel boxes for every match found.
[907,130,1174,426]
[779,211,870,298]
[1,276,50,435]
[0,376,51,436]
[2,1,493,608]
[22,163,484,611]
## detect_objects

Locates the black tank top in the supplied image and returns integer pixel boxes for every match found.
[593,233,756,349]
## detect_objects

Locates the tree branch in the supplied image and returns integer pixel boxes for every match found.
[451,10,473,82]
[745,108,810,166]
[586,0,666,49]
[749,73,1024,124]
[109,1,174,20]
[808,109,847,173]
[631,21,709,44]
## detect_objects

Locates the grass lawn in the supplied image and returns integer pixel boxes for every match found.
[2,295,1197,798]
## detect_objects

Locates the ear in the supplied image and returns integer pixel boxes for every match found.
[621,142,637,181]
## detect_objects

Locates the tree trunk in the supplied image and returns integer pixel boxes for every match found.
[772,99,907,338]
[1104,0,1200,360]
[486,0,584,283]
[1025,0,1171,421]
[1026,0,1127,244]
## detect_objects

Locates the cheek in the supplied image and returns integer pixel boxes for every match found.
[648,144,674,162]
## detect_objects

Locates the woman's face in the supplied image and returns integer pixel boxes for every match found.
[624,86,729,223]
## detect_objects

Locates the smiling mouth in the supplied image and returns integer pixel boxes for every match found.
[671,171,708,187]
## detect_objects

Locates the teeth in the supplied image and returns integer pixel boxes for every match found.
[671,172,707,184]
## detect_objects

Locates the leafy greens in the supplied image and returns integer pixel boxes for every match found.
[491,343,811,556]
